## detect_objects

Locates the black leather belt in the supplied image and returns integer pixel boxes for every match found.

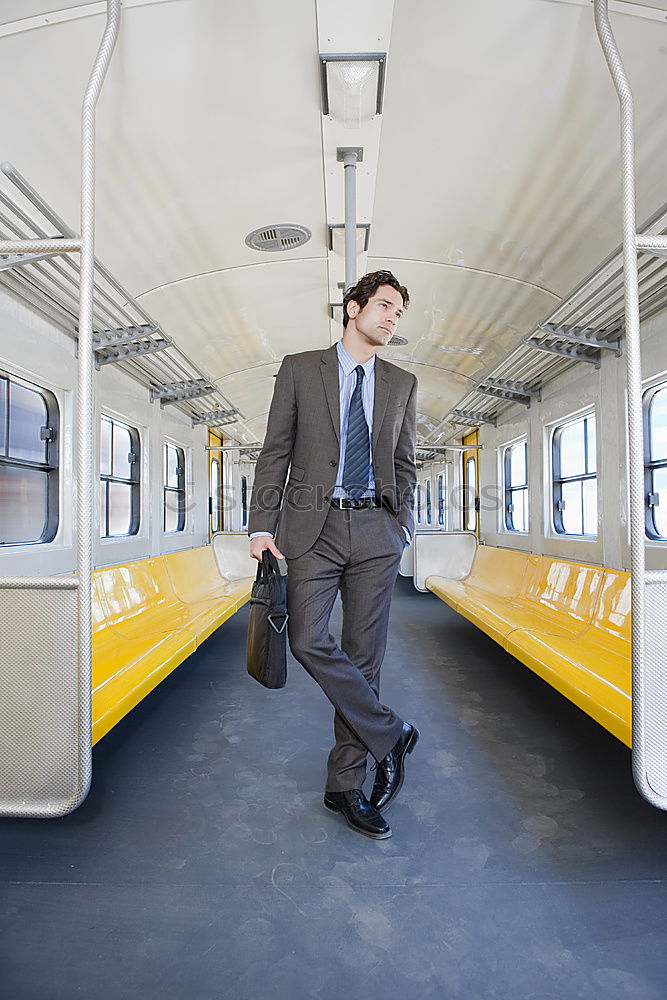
[329,497,382,510]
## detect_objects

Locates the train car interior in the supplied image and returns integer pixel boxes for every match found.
[1,1,666,997]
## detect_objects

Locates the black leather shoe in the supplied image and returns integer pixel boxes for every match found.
[323,789,392,840]
[369,722,420,812]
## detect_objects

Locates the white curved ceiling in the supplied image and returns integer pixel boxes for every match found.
[1,0,667,443]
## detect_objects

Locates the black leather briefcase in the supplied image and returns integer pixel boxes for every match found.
[246,550,288,689]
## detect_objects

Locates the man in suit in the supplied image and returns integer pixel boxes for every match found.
[248,270,419,840]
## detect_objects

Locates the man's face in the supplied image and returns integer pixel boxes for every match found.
[347,285,404,347]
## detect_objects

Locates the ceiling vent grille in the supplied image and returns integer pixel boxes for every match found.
[245,225,311,252]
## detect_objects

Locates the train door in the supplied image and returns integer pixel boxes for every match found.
[462,429,480,536]
[208,430,223,536]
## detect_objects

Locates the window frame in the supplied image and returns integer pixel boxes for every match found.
[163,440,186,533]
[465,455,477,531]
[552,411,597,537]
[0,371,60,546]
[437,471,446,528]
[208,430,223,536]
[644,381,667,540]
[210,457,222,534]
[99,413,141,538]
[503,438,528,533]
[241,474,248,529]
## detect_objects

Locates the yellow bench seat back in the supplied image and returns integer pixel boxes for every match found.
[513,556,604,632]
[165,546,237,604]
[465,545,529,598]
[95,559,191,636]
[586,569,631,657]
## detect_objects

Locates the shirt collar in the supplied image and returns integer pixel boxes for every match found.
[336,340,375,379]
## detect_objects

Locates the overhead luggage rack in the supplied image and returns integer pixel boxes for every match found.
[0,161,244,433]
[430,201,667,439]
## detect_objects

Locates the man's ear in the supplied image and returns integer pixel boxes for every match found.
[346,299,359,320]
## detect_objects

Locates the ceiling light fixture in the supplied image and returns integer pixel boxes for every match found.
[320,53,386,128]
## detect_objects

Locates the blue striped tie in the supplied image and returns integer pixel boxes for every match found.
[343,365,371,499]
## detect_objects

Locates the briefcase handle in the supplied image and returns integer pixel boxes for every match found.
[261,549,288,577]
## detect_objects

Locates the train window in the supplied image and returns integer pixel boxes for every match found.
[465,457,477,531]
[164,441,185,533]
[241,475,248,529]
[644,383,667,539]
[99,415,140,537]
[0,372,59,545]
[437,472,446,527]
[416,483,422,524]
[426,479,432,524]
[210,458,222,533]
[552,413,597,536]
[504,439,528,532]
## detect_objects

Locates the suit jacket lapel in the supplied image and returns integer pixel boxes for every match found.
[373,358,390,451]
[320,345,340,445]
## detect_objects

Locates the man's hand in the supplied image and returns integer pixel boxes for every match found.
[249,535,285,563]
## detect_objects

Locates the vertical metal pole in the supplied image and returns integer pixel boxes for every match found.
[337,147,363,290]
[78,0,120,779]
[593,2,650,799]
[343,151,357,290]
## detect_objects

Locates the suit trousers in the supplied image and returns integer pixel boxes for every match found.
[286,503,405,792]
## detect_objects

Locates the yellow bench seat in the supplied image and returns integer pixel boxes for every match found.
[427,545,531,643]
[96,560,193,637]
[165,545,246,603]
[506,627,630,745]
[163,546,252,643]
[91,545,254,744]
[95,554,246,644]
[506,567,632,745]
[449,586,536,645]
[510,556,604,636]
[427,551,604,641]
[426,546,631,747]
[92,624,197,744]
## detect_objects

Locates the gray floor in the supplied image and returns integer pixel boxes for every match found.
[1,577,666,1000]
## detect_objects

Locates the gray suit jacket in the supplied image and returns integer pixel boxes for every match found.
[248,344,417,560]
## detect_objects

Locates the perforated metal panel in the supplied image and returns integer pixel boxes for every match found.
[637,575,667,806]
[0,584,91,818]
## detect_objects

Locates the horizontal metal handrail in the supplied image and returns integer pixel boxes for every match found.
[636,234,667,251]
[0,577,78,590]
[0,238,81,253]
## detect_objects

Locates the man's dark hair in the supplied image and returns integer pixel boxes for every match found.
[342,270,409,329]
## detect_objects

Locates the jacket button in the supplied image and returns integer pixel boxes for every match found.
[329,460,337,466]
